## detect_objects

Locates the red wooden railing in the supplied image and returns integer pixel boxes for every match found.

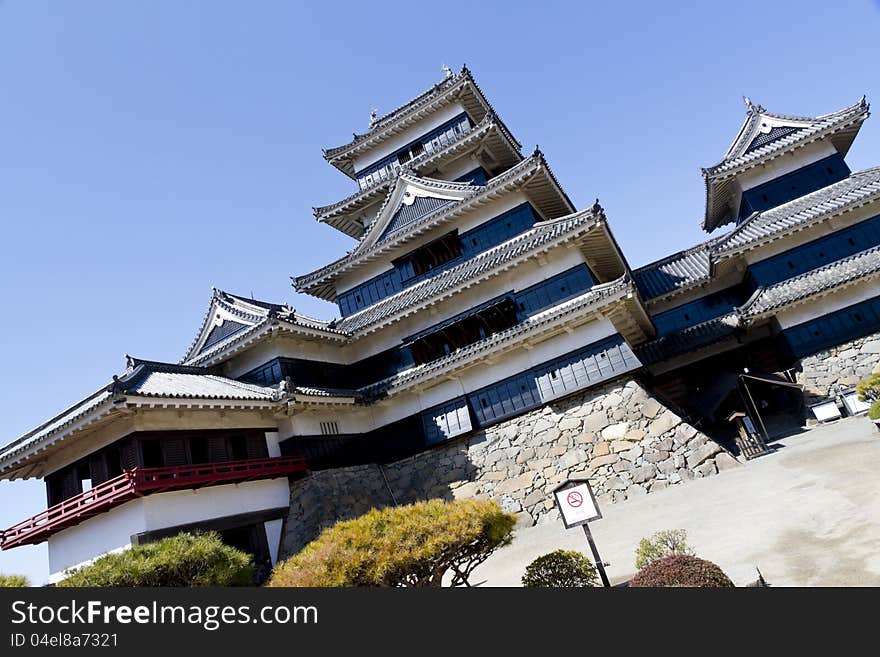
[0,456,307,550]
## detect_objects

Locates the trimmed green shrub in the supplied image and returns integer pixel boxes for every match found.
[521,550,598,587]
[634,529,694,570]
[0,574,29,587]
[856,373,880,403]
[869,400,880,420]
[630,554,734,588]
[268,499,516,587]
[58,532,254,587]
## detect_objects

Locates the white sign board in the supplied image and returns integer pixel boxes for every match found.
[811,400,841,423]
[842,392,871,416]
[554,481,602,529]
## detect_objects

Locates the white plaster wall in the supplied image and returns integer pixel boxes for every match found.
[352,103,467,174]
[334,245,589,362]
[265,431,281,458]
[737,140,837,191]
[282,318,619,435]
[775,279,880,329]
[47,479,291,582]
[47,499,146,583]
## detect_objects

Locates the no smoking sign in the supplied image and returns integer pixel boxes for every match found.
[553,479,601,529]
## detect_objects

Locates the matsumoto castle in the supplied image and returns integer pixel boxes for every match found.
[2,67,878,582]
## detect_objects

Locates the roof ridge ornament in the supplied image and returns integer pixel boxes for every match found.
[442,64,453,80]
[369,107,378,129]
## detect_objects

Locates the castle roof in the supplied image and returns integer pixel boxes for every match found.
[712,165,880,255]
[702,96,869,232]
[314,112,523,239]
[0,358,282,478]
[181,288,345,365]
[295,152,575,300]
[323,66,501,178]
[633,166,880,303]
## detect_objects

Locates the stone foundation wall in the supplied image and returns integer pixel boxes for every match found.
[797,332,880,405]
[280,378,738,560]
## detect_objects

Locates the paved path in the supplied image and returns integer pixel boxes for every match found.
[474,417,880,586]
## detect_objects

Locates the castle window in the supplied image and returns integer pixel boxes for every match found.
[320,421,340,436]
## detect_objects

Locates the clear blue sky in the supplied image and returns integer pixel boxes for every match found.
[1,1,878,583]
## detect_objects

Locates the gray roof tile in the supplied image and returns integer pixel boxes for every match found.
[633,240,719,300]
[742,245,880,316]
[714,167,880,253]
[636,313,741,365]
[335,207,601,334]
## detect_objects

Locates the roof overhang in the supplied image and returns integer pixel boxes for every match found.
[0,395,281,481]
[314,115,524,239]
[361,279,639,398]
[295,152,575,300]
[701,97,870,232]
[323,67,497,178]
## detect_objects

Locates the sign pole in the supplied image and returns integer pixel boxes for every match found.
[582,524,610,588]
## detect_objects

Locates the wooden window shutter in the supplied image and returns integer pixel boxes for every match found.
[161,438,188,466]
[120,440,139,470]
[245,434,268,459]
[208,436,229,462]
[89,453,109,486]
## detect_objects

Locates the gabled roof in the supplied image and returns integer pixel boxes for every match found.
[294,152,576,300]
[702,96,870,232]
[323,66,500,178]
[181,288,343,365]
[360,173,478,249]
[313,112,524,239]
[713,166,880,256]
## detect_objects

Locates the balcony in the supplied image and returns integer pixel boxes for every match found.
[0,456,307,549]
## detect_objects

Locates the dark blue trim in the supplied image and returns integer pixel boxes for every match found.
[337,202,540,317]
[355,113,474,187]
[513,265,596,319]
[738,154,850,220]
[749,212,880,288]
[422,397,473,446]
[651,287,747,336]
[782,294,880,358]
[278,333,640,467]
[455,167,489,186]
[468,335,640,426]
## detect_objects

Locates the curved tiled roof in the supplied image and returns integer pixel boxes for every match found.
[294,152,573,298]
[707,98,868,178]
[741,244,880,317]
[335,207,603,334]
[633,240,719,301]
[0,359,281,474]
[636,313,741,365]
[313,112,523,230]
[714,166,880,254]
[702,97,869,232]
[323,66,497,168]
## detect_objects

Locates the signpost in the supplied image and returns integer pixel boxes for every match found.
[553,479,610,587]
